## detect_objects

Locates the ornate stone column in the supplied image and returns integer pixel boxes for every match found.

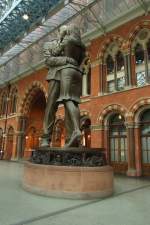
[124,50,132,87]
[82,73,88,96]
[134,123,142,176]
[102,63,107,93]
[126,123,137,176]
[99,61,103,95]
[91,59,101,96]
[103,125,110,163]
[144,46,149,83]
[130,49,137,86]
[114,57,117,91]
[11,132,18,160]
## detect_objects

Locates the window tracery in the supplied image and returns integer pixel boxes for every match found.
[0,92,7,116]
[104,42,125,92]
[132,28,150,86]
[9,88,17,114]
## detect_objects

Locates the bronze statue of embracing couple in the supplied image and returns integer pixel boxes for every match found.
[41,24,86,148]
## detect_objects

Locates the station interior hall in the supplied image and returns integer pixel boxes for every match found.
[0,1,150,225]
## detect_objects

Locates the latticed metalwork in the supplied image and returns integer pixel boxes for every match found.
[0,0,16,19]
[0,0,150,85]
[0,0,62,52]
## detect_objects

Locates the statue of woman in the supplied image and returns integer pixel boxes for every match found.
[56,24,86,147]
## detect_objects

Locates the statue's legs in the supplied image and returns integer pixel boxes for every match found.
[64,104,73,144]
[41,80,60,146]
[64,100,81,148]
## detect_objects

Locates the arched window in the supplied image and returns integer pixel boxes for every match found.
[105,42,125,92]
[133,29,150,86]
[135,43,146,86]
[109,114,127,162]
[106,55,115,92]
[140,109,150,164]
[116,51,125,90]
[0,92,7,116]
[10,88,17,114]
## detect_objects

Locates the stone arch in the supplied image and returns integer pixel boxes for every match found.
[129,98,150,123]
[97,34,124,61]
[128,21,150,49]
[98,104,127,126]
[19,81,47,115]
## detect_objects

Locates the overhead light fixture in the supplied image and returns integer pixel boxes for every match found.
[22,14,29,20]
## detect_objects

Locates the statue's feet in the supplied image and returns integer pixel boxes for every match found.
[64,130,81,148]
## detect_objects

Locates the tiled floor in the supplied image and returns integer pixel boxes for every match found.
[0,161,150,225]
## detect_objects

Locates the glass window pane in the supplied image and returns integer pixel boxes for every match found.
[148,137,150,150]
[108,81,115,92]
[111,152,115,161]
[115,150,118,161]
[135,44,144,64]
[109,114,126,162]
[125,139,127,161]
[119,126,126,135]
[115,138,119,149]
[141,124,150,135]
[110,138,115,161]
[117,77,125,90]
[142,137,147,150]
[141,110,150,122]
[110,138,115,150]
[142,150,148,163]
[121,150,125,161]
[136,71,146,86]
[120,138,125,150]
[116,51,124,72]
[148,150,150,163]
[107,55,114,74]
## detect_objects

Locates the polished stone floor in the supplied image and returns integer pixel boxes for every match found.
[0,161,150,225]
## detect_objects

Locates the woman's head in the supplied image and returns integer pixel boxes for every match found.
[59,25,68,41]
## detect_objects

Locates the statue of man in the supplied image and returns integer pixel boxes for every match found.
[41,31,78,147]
[41,24,85,148]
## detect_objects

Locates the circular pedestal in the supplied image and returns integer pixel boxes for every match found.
[23,162,114,199]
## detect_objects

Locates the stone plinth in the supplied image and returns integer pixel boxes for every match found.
[23,162,113,199]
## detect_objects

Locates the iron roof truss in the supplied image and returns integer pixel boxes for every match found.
[0,0,62,52]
